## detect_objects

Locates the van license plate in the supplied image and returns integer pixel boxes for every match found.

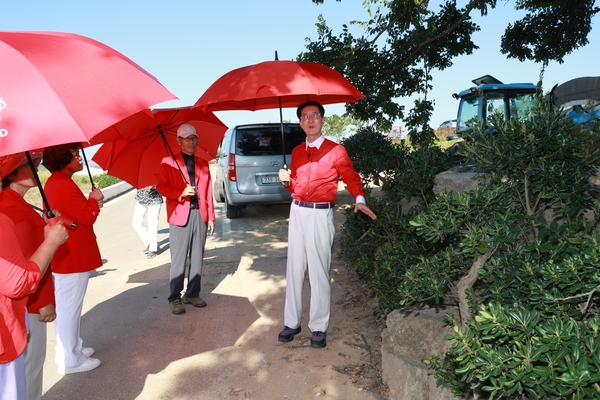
[261,176,280,184]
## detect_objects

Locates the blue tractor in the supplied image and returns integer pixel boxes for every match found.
[451,75,600,138]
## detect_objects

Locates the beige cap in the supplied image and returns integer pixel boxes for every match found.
[177,123,197,138]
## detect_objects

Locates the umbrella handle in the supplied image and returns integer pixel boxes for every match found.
[282,164,290,188]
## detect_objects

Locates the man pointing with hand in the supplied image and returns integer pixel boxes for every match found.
[277,101,376,349]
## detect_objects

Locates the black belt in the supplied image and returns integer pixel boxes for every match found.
[293,199,335,209]
[190,203,199,210]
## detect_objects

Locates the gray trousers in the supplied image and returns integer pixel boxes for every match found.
[168,210,207,303]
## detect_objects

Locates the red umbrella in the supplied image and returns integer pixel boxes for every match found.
[193,54,364,183]
[92,107,227,189]
[0,31,177,157]
[194,57,364,112]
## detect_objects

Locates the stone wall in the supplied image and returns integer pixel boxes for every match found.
[381,307,463,400]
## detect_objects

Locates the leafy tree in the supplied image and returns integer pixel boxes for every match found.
[322,113,363,143]
[300,0,599,146]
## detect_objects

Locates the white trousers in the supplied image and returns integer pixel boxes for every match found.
[23,314,46,400]
[132,202,161,252]
[283,203,335,332]
[53,272,89,370]
[0,351,26,400]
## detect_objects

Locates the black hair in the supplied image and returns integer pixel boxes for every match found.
[296,101,325,120]
[42,142,81,173]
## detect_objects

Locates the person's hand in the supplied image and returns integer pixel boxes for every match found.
[207,220,215,235]
[37,303,56,323]
[278,168,290,183]
[354,203,377,220]
[44,220,69,247]
[89,188,105,208]
[182,185,196,197]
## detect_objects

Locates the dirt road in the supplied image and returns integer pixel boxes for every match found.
[41,185,387,399]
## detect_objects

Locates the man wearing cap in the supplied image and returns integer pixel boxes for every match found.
[156,123,215,315]
[277,101,377,349]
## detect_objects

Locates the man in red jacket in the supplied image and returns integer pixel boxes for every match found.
[157,124,215,315]
[277,101,377,349]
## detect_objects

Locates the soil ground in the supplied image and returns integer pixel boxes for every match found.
[40,181,389,399]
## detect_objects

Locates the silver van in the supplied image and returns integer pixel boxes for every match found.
[213,123,307,218]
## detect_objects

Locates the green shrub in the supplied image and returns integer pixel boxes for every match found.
[340,102,600,398]
[94,174,122,189]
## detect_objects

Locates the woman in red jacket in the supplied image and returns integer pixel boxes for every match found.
[0,176,67,400]
[43,143,105,375]
[0,152,58,400]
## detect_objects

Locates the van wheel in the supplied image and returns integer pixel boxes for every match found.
[225,202,241,219]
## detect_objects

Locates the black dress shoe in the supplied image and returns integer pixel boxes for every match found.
[278,326,301,342]
[310,331,326,348]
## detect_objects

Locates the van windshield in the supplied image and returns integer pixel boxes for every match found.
[235,125,307,156]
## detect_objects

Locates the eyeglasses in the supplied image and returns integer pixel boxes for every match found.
[70,149,82,158]
[180,136,198,142]
[299,113,322,121]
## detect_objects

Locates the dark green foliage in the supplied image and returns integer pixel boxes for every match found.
[437,304,600,398]
[302,1,599,131]
[339,103,600,397]
[342,126,406,189]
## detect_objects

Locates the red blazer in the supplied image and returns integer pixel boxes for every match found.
[0,213,41,363]
[0,189,54,313]
[156,151,215,226]
[43,172,102,274]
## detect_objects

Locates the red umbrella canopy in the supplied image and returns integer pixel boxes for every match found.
[193,59,364,112]
[0,31,176,156]
[92,107,227,189]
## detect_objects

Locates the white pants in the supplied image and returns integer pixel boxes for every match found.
[53,272,89,371]
[132,202,161,252]
[23,314,46,400]
[283,203,336,332]
[0,351,26,400]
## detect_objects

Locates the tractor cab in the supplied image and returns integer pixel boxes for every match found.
[452,75,539,136]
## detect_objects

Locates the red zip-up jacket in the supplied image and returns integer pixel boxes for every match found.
[286,138,365,203]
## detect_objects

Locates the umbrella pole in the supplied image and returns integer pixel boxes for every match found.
[25,151,55,219]
[158,129,190,185]
[80,148,96,190]
[278,97,290,188]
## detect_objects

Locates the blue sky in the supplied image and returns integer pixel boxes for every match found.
[3,1,599,132]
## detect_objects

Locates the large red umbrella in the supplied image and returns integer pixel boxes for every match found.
[92,107,227,189]
[0,31,177,157]
[194,57,364,112]
[193,55,364,181]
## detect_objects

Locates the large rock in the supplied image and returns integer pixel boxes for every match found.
[433,169,484,195]
[381,307,463,400]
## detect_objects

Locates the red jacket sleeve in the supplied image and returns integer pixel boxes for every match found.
[0,214,41,299]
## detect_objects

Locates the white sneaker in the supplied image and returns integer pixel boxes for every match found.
[82,347,95,357]
[59,357,101,375]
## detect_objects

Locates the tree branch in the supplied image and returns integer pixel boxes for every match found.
[555,284,600,315]
[457,244,498,329]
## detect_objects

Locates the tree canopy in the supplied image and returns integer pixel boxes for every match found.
[299,0,599,145]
